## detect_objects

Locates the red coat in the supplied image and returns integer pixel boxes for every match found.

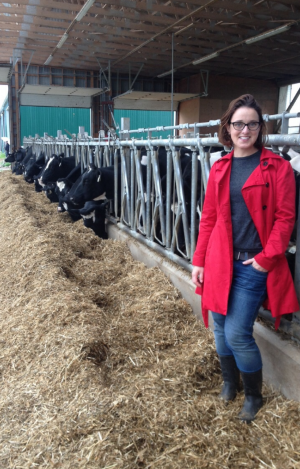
[192,147,299,329]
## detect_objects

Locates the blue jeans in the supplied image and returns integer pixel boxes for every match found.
[212,260,267,373]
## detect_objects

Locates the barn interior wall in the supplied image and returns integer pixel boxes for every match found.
[20,106,91,143]
[178,98,200,133]
[178,74,279,137]
[113,109,173,139]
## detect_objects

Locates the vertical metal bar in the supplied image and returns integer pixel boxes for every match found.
[134,148,146,234]
[190,150,198,258]
[281,111,289,134]
[199,145,208,191]
[151,148,166,245]
[81,145,85,170]
[130,148,135,228]
[94,145,99,167]
[75,143,79,166]
[99,146,103,168]
[120,147,131,225]
[81,146,85,173]
[146,149,152,239]
[171,149,190,258]
[104,146,109,167]
[114,148,119,219]
[89,148,93,165]
[166,149,173,248]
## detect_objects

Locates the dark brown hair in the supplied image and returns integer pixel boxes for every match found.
[218,94,267,149]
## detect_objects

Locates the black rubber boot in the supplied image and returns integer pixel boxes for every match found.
[238,369,263,423]
[218,355,240,403]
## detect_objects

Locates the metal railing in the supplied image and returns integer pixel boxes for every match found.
[23,113,300,340]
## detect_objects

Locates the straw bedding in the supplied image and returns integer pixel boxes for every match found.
[0,172,299,469]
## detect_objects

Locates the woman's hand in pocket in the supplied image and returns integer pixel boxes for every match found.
[243,257,268,273]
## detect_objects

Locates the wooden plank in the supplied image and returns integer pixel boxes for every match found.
[3,0,295,31]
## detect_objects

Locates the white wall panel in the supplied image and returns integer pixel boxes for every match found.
[114,98,179,111]
[20,94,92,108]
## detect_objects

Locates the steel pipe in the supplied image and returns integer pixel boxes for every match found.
[117,222,192,273]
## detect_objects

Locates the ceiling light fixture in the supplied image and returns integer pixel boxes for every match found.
[75,0,96,22]
[245,24,291,44]
[44,54,53,65]
[193,52,219,65]
[157,69,177,78]
[57,33,68,49]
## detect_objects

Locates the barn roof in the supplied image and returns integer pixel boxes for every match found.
[1,0,300,85]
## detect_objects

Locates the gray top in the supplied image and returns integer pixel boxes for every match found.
[230,150,263,252]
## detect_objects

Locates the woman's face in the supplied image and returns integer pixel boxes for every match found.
[226,106,261,157]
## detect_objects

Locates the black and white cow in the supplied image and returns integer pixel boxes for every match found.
[4,152,16,163]
[57,167,87,221]
[33,166,46,192]
[11,147,32,175]
[55,163,82,212]
[40,154,76,186]
[79,200,110,238]
[42,183,60,203]
[68,163,119,207]
[24,152,46,183]
[15,147,28,163]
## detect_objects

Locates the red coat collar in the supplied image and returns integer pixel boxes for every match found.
[215,147,281,164]
[214,147,281,184]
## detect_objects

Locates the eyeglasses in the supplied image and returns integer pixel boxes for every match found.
[230,121,261,131]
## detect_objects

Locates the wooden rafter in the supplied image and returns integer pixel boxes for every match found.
[0,0,299,83]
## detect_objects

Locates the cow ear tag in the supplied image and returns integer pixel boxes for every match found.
[97,174,101,182]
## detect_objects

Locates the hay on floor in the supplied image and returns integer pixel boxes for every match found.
[0,172,299,469]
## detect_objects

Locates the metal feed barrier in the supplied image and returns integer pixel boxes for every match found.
[23,112,300,341]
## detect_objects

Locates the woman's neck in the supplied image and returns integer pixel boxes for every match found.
[233,147,258,158]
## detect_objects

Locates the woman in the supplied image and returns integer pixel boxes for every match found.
[192,94,299,423]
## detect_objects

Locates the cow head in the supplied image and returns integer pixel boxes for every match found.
[15,148,26,162]
[24,155,45,183]
[41,153,64,185]
[43,182,59,203]
[5,153,15,163]
[69,164,106,206]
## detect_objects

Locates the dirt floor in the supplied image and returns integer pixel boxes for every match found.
[0,171,299,469]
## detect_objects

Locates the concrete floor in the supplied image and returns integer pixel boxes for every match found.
[108,222,300,402]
